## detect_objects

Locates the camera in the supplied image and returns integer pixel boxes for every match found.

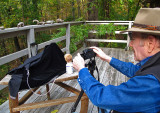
[81,48,96,60]
[72,48,98,113]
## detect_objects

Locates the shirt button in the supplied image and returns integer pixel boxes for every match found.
[78,79,81,82]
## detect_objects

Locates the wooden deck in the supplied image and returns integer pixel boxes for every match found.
[0,48,134,113]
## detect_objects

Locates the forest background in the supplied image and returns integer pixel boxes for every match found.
[0,0,160,104]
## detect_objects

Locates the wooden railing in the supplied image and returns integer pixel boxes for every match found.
[85,21,133,49]
[0,21,133,90]
[0,21,85,66]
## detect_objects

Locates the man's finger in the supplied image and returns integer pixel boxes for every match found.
[77,53,81,57]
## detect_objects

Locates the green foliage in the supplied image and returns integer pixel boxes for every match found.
[75,17,85,21]
[0,65,10,80]
[52,24,92,53]
[52,28,66,39]
[0,87,9,105]
[95,23,116,36]
[51,110,58,113]
[51,23,127,52]
[36,32,52,44]
[64,16,74,22]
[70,25,90,52]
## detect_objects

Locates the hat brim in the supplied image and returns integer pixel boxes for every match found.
[120,27,160,36]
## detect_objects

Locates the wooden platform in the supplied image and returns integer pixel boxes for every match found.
[0,48,134,113]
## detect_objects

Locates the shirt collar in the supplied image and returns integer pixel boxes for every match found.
[137,56,152,66]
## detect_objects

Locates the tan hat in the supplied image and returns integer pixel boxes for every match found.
[121,8,160,35]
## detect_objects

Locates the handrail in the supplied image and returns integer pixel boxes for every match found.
[0,22,85,66]
[0,21,133,66]
[85,21,133,49]
[0,21,84,39]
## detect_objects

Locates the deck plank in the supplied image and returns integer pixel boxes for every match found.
[0,48,134,113]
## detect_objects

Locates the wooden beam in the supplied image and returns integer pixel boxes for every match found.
[55,82,80,95]
[66,24,71,54]
[12,95,88,112]
[0,30,27,39]
[86,39,127,43]
[37,36,66,50]
[89,30,128,34]
[9,94,19,113]
[19,88,39,105]
[0,49,28,66]
[0,22,84,40]
[0,75,11,85]
[0,37,66,65]
[55,72,78,82]
[85,21,134,23]
[80,94,89,113]
[46,84,51,100]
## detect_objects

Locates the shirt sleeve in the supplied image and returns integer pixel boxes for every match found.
[78,68,160,112]
[110,57,140,78]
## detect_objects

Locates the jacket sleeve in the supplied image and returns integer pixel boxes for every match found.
[78,68,160,112]
[110,57,140,78]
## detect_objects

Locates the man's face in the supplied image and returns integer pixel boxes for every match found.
[129,32,147,61]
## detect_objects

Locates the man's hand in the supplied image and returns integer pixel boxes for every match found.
[73,53,85,72]
[90,46,112,63]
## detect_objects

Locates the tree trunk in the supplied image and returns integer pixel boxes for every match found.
[71,0,75,20]
[132,0,141,20]
[1,39,10,71]
[105,0,110,19]
[20,0,25,23]
[87,0,98,20]
[1,39,7,56]
[149,0,160,7]
[14,37,23,62]
[87,0,98,47]
[32,0,39,20]
[20,0,30,24]
[76,0,81,18]
[56,0,60,19]
[128,0,131,20]
[81,0,85,18]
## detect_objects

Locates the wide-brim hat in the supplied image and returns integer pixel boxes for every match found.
[121,8,160,35]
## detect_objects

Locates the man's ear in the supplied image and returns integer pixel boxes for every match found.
[147,35,156,53]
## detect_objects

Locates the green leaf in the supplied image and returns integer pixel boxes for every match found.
[120,0,123,4]
[51,110,58,113]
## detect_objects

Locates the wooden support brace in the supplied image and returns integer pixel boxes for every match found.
[9,94,20,113]
[46,84,51,100]
[19,87,39,105]
[12,95,88,112]
[55,82,80,95]
[80,94,89,113]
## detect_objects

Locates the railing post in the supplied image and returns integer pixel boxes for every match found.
[126,22,132,50]
[83,22,87,48]
[66,24,71,54]
[27,28,36,57]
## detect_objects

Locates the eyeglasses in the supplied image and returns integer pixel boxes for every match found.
[128,32,132,39]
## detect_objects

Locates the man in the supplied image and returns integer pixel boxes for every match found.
[73,8,160,113]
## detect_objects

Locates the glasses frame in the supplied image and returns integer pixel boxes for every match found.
[128,32,132,40]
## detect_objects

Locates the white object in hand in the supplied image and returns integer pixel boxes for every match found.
[66,62,73,74]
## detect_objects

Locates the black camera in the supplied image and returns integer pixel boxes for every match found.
[72,48,99,113]
[81,48,96,60]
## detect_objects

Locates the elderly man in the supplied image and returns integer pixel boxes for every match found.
[73,8,160,113]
